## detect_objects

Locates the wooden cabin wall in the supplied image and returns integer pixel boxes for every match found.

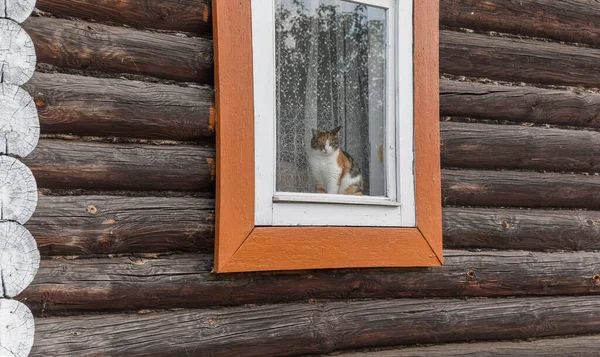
[15,0,600,355]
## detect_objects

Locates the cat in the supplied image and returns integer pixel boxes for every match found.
[307,126,364,195]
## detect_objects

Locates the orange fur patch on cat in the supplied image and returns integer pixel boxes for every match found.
[336,151,350,186]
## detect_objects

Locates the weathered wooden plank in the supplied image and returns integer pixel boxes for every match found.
[443,207,600,250]
[331,334,600,357]
[441,122,600,173]
[27,196,213,256]
[22,139,214,191]
[30,295,600,356]
[0,19,36,85]
[18,250,600,313]
[36,0,211,34]
[443,169,600,209]
[440,79,600,128]
[0,222,39,298]
[22,17,213,83]
[440,30,600,88]
[441,0,600,48]
[24,72,214,140]
[0,300,34,357]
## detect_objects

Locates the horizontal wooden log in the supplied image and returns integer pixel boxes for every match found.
[440,79,600,128]
[27,196,213,256]
[24,72,214,140]
[0,300,34,357]
[440,30,600,88]
[333,334,600,357]
[441,122,600,173]
[0,19,36,85]
[441,0,600,48]
[22,17,213,83]
[18,250,600,313]
[0,222,39,297]
[22,139,214,191]
[1,0,35,23]
[27,195,600,257]
[443,207,600,251]
[0,83,39,157]
[443,169,600,209]
[0,156,37,224]
[30,295,600,356]
[36,0,211,34]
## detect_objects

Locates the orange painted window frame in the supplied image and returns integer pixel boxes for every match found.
[213,0,441,273]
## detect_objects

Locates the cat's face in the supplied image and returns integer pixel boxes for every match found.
[310,126,341,155]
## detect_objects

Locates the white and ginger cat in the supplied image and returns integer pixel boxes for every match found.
[308,126,364,195]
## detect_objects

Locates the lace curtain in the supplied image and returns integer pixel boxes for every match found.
[275,0,386,196]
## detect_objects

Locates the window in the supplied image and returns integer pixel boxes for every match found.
[214,0,441,272]
[255,0,415,226]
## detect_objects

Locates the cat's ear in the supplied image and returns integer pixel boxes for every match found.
[311,128,318,137]
[331,125,342,135]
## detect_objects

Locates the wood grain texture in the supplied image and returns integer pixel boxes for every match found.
[1,0,36,23]
[22,16,213,83]
[0,83,39,157]
[212,0,256,270]
[440,79,600,128]
[22,139,213,191]
[413,0,442,262]
[24,72,214,140]
[0,221,39,297]
[440,30,600,88]
[27,196,214,256]
[30,295,600,356]
[0,19,36,85]
[443,169,600,209]
[441,122,600,173]
[0,156,37,224]
[444,207,600,250]
[332,334,600,357]
[440,0,600,48]
[36,0,211,34]
[22,200,600,257]
[18,250,600,313]
[0,300,34,357]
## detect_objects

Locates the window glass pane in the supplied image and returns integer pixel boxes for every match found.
[275,0,387,197]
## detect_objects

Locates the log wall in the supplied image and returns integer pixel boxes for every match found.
[16,0,600,355]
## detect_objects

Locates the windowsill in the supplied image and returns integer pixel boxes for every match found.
[273,192,401,206]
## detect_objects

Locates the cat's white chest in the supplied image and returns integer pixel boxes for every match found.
[307,150,342,192]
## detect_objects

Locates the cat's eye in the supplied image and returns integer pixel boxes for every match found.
[214,0,441,272]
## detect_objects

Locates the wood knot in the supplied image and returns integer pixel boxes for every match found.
[34,96,47,108]
[87,205,98,214]
[466,269,476,279]
[502,220,510,230]
[587,219,596,226]
[593,274,600,283]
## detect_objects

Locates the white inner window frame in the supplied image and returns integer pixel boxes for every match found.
[253,0,415,227]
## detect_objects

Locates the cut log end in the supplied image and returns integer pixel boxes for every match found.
[0,222,39,297]
[0,19,36,86]
[0,0,36,24]
[0,299,34,357]
[0,83,39,157]
[0,156,38,224]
